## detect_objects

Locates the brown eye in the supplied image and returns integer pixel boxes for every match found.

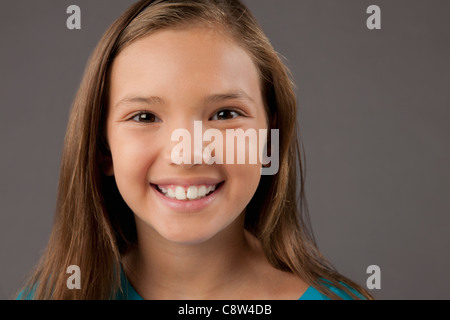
[211,109,240,121]
[132,112,160,123]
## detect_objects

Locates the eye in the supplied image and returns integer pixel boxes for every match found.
[210,109,242,121]
[131,112,161,123]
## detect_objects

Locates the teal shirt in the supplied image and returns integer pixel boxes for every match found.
[18,270,364,300]
[117,272,364,300]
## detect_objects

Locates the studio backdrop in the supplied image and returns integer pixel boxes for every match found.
[1,0,449,299]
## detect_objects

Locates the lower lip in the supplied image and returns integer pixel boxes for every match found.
[150,182,224,212]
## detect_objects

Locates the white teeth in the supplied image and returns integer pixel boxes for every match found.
[186,186,198,200]
[198,186,207,197]
[157,184,219,201]
[175,186,186,200]
[167,188,175,198]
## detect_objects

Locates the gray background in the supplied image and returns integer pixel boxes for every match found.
[1,0,449,300]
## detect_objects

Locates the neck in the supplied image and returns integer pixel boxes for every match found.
[123,215,260,299]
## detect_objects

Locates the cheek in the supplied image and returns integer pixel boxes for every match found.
[108,132,157,192]
[224,162,262,208]
[213,130,265,207]
[211,128,267,167]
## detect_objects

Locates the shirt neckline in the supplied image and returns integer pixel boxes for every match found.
[121,273,315,300]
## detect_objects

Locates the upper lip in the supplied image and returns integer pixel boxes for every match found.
[150,177,224,187]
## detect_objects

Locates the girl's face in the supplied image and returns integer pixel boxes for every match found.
[106,26,267,245]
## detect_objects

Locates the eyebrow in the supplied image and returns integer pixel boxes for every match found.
[204,90,254,104]
[114,95,164,109]
[114,90,254,109]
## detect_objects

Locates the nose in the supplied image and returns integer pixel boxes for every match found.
[162,120,205,169]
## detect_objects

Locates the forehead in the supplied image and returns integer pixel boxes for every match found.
[108,26,262,106]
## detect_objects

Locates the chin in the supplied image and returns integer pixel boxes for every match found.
[155,217,235,246]
[160,229,219,246]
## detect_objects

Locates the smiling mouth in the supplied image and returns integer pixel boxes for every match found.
[151,181,225,201]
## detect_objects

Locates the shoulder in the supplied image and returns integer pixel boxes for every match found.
[300,280,366,300]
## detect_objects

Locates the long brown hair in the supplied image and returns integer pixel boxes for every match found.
[19,0,373,299]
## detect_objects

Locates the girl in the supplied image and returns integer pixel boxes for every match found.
[19,0,372,300]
